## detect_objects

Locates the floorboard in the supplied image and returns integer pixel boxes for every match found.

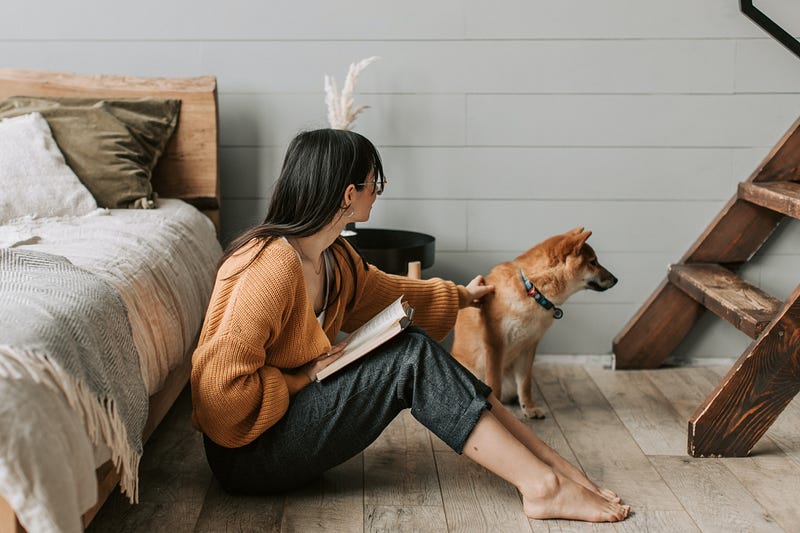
[83,366,798,532]
[366,504,448,532]
[721,440,800,532]
[281,454,364,532]
[649,456,782,533]
[586,367,686,456]
[194,481,284,533]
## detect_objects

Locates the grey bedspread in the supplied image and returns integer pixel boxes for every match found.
[0,248,147,500]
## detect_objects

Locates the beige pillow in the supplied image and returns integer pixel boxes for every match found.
[0,112,98,224]
[0,97,180,209]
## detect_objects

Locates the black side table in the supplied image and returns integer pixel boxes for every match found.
[344,227,435,278]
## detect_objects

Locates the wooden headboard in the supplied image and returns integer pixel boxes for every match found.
[0,69,220,232]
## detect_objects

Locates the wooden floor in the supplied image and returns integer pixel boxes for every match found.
[87,364,800,532]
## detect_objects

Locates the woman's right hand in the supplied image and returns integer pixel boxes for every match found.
[302,341,347,381]
[460,275,495,308]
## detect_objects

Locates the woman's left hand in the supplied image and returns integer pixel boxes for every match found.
[461,275,495,308]
[302,342,348,381]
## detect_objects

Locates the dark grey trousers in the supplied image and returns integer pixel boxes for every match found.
[202,327,492,494]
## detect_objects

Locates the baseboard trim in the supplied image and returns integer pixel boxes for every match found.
[662,356,738,368]
[536,354,614,367]
[533,354,737,370]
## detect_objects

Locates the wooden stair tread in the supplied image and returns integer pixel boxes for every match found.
[739,181,800,219]
[668,263,783,339]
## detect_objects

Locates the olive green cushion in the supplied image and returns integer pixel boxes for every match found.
[0,97,180,208]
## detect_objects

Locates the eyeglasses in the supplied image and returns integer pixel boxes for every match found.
[355,175,387,196]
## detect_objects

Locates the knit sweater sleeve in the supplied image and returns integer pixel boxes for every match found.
[191,244,306,448]
[339,242,461,341]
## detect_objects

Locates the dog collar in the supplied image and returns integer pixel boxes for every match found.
[520,269,563,319]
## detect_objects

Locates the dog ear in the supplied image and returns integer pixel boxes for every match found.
[566,226,584,236]
[568,230,592,255]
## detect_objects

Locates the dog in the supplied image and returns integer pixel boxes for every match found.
[451,227,618,419]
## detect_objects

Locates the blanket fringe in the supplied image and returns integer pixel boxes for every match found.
[0,346,140,503]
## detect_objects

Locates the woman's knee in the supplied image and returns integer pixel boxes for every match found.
[395,327,449,366]
[403,326,434,344]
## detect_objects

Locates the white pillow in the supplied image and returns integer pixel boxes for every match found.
[0,112,97,224]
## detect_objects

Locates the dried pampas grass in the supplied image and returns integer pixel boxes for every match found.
[324,56,379,130]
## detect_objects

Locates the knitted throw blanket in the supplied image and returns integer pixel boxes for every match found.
[0,249,147,501]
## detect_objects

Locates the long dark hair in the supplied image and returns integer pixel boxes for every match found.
[221,128,384,308]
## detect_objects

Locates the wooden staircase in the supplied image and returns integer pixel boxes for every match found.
[613,115,800,458]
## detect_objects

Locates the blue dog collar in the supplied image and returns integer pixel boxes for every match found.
[520,269,563,319]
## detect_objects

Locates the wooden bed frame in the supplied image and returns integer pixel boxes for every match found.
[0,69,220,532]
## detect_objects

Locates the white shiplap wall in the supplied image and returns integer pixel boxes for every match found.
[3,0,799,359]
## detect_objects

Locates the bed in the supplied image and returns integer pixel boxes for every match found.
[0,69,222,532]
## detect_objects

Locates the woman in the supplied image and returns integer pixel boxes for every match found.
[191,129,630,522]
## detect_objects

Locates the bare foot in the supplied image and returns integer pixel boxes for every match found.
[554,468,621,503]
[522,474,630,522]
[551,463,622,503]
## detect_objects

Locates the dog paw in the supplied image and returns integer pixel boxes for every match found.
[522,405,547,419]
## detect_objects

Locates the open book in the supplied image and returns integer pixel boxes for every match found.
[316,296,415,381]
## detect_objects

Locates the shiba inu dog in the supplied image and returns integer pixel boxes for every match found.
[452,227,617,418]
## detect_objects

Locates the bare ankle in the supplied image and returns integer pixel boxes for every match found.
[520,470,559,501]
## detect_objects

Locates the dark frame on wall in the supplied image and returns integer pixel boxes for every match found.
[740,0,800,60]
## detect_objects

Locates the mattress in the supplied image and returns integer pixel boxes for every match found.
[0,199,222,532]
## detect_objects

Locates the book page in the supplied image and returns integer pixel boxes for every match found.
[316,324,402,381]
[316,296,411,381]
[339,296,405,353]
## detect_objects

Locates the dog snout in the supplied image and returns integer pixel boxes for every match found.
[587,271,618,292]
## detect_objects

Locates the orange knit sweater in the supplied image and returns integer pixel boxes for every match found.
[191,237,466,448]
